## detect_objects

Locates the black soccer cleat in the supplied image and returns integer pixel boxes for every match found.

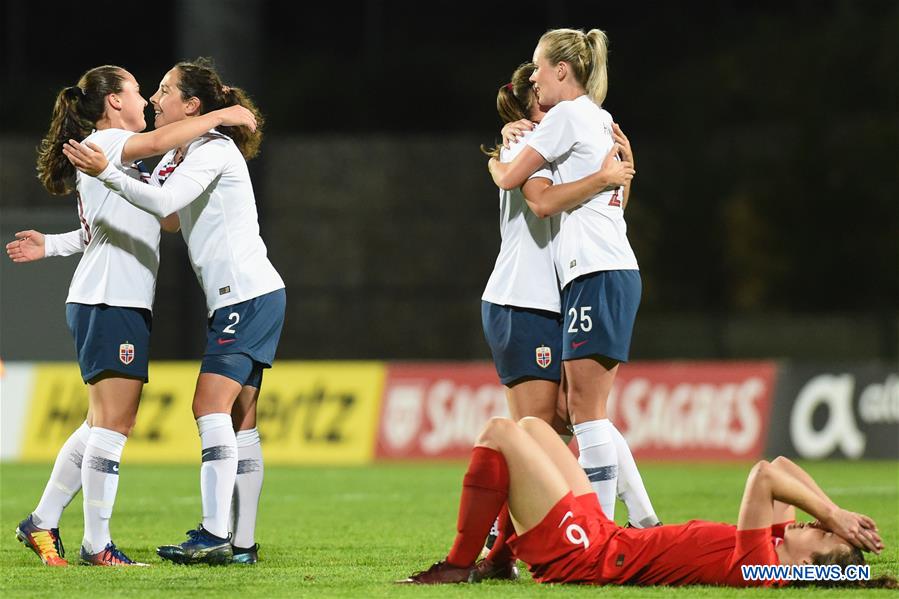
[157,525,232,565]
[231,543,259,564]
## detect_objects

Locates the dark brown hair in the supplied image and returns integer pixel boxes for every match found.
[791,545,898,589]
[481,62,537,159]
[36,66,126,194]
[174,57,263,160]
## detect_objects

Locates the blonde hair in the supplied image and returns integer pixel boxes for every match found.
[538,28,609,105]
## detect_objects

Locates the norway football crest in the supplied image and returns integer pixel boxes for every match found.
[119,343,135,365]
[536,345,552,369]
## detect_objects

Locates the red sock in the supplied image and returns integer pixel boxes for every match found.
[485,503,516,564]
[446,446,509,567]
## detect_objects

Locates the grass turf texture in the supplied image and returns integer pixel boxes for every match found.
[1,461,896,597]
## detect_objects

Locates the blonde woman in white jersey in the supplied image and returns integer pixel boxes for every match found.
[474,61,652,582]
[487,29,660,531]
[7,65,255,567]
[66,58,285,566]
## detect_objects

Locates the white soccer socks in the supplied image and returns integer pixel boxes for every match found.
[573,419,618,520]
[197,413,238,539]
[32,421,91,529]
[609,423,660,528]
[231,427,264,549]
[81,427,126,553]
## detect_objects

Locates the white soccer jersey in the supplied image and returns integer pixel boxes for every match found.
[66,128,161,310]
[481,131,561,313]
[526,95,639,288]
[98,130,284,314]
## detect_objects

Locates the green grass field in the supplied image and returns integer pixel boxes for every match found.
[1,461,896,597]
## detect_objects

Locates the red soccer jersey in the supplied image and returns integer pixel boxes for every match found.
[598,520,784,587]
[509,492,790,588]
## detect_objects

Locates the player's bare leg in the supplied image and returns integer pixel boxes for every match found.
[401,417,571,584]
[565,357,659,527]
[18,412,95,566]
[565,356,619,518]
[159,373,242,564]
[190,373,241,541]
[505,379,558,423]
[517,417,592,497]
[473,378,561,580]
[78,374,146,565]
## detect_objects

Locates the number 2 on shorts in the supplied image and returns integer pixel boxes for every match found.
[223,312,240,334]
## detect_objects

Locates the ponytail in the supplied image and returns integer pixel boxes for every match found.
[36,66,125,195]
[481,63,537,158]
[539,28,610,105]
[583,29,609,105]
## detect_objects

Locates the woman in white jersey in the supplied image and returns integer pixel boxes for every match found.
[475,59,659,581]
[65,58,285,566]
[8,65,255,567]
[487,29,654,530]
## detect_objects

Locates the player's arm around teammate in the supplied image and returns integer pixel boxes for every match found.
[482,64,637,430]
[481,63,565,431]
[68,58,281,565]
[11,65,172,567]
[485,30,659,529]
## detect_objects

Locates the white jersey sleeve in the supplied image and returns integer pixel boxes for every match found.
[525,103,578,164]
[44,229,85,257]
[96,156,208,218]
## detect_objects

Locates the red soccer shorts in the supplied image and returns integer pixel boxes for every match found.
[507,492,616,583]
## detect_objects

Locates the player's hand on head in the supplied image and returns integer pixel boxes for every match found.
[823,507,883,554]
[63,140,108,177]
[600,143,635,189]
[612,122,634,166]
[216,105,257,132]
[5,230,46,262]
[501,119,535,148]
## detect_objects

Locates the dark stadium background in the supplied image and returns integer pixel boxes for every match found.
[1,0,897,362]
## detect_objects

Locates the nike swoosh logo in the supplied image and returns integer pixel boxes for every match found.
[571,340,589,349]
[217,338,236,345]
[112,465,119,472]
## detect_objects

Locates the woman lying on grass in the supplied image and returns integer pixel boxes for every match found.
[401,417,894,588]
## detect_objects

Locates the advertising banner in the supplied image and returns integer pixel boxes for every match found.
[10,360,895,463]
[376,363,509,459]
[254,361,386,464]
[18,361,387,464]
[765,363,899,459]
[607,362,778,460]
[376,361,777,461]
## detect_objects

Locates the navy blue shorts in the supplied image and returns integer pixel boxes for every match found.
[201,289,286,385]
[481,300,562,385]
[561,270,641,362]
[65,303,152,383]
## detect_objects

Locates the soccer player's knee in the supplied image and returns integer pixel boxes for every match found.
[771,455,789,468]
[517,415,550,433]
[477,417,515,447]
[750,460,772,481]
